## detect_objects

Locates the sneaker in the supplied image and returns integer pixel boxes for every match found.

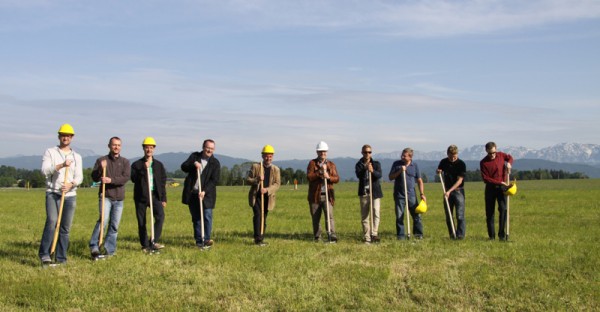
[91,249,100,258]
[329,235,338,243]
[41,257,52,267]
[204,240,214,247]
[152,243,165,250]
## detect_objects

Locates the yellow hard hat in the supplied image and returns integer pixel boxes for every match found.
[142,137,157,146]
[262,145,275,154]
[57,124,75,135]
[504,179,517,196]
[415,200,428,214]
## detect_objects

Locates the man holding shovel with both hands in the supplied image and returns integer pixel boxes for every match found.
[181,139,220,249]
[131,137,167,253]
[307,141,339,243]
[246,145,281,246]
[88,137,130,259]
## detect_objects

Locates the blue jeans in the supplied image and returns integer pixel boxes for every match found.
[89,198,124,255]
[444,189,466,238]
[394,194,423,238]
[188,196,214,245]
[39,192,77,263]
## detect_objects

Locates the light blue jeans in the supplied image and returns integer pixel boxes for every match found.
[89,198,124,255]
[39,192,77,263]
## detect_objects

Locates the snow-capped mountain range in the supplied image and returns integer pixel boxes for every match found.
[375,143,600,165]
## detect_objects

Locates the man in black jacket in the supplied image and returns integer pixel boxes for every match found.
[130,137,167,252]
[355,144,383,244]
[181,139,220,249]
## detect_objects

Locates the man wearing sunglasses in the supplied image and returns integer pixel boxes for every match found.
[355,145,383,244]
[480,141,513,241]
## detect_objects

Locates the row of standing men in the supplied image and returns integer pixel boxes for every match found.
[38,124,513,266]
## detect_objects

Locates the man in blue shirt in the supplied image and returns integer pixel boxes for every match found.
[389,148,426,239]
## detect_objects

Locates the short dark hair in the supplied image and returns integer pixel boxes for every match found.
[203,139,215,148]
[485,142,496,151]
[402,148,413,157]
[108,137,121,145]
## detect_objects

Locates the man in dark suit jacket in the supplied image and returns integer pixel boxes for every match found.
[130,137,167,252]
[181,139,221,249]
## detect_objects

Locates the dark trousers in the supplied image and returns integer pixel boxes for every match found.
[485,184,507,239]
[134,193,164,248]
[252,197,269,240]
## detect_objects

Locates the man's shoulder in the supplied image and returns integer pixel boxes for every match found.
[209,156,221,166]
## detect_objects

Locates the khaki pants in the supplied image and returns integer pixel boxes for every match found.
[360,196,380,241]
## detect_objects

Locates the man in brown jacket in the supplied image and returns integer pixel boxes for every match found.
[246,145,281,245]
[307,141,340,242]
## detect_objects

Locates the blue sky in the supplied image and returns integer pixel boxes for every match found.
[1,0,599,160]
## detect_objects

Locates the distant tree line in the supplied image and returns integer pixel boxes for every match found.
[2,165,587,188]
[0,165,95,188]
[433,169,588,182]
[168,162,308,186]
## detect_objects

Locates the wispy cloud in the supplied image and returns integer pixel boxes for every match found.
[3,0,600,37]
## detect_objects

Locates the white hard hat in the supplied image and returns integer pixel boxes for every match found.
[316,141,329,151]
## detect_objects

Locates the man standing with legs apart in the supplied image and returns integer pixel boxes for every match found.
[389,148,426,240]
[437,145,466,240]
[39,124,83,266]
[131,137,167,253]
[355,144,383,244]
[89,137,130,259]
[480,142,513,241]
[246,145,281,246]
[181,139,220,249]
[307,141,340,242]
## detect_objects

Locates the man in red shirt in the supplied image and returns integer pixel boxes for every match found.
[480,142,513,240]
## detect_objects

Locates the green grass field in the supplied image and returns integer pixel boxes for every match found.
[1,179,599,311]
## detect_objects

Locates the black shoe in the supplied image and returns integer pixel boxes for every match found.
[91,249,100,258]
[371,235,380,243]
[314,237,320,242]
[329,235,338,243]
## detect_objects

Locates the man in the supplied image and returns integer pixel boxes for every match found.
[246,145,281,245]
[88,137,130,259]
[181,139,220,249]
[437,145,467,240]
[389,148,426,240]
[130,137,167,252]
[39,123,83,266]
[307,141,340,242]
[480,141,513,241]
[355,144,383,244]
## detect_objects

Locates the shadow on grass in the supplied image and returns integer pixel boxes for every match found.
[4,240,48,268]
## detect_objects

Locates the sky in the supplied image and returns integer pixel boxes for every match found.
[1,0,599,160]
